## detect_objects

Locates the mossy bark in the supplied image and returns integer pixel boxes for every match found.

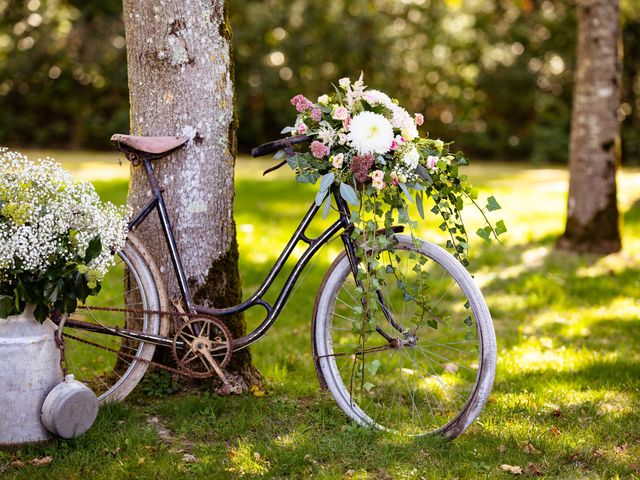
[122,0,260,390]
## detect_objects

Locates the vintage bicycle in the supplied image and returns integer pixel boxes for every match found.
[52,132,497,439]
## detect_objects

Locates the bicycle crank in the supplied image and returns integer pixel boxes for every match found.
[172,317,233,380]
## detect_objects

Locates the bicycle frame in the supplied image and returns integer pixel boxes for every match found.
[128,157,356,352]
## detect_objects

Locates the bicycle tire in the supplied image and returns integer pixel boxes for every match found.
[61,234,170,403]
[312,234,496,438]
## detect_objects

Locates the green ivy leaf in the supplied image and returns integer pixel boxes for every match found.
[486,196,501,211]
[476,226,491,242]
[495,219,507,236]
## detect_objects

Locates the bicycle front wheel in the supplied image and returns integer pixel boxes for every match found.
[312,234,496,438]
[60,234,169,403]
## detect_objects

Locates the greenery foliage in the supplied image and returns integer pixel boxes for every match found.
[0,0,638,162]
[1,155,638,478]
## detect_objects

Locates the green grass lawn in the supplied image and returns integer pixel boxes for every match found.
[2,150,640,479]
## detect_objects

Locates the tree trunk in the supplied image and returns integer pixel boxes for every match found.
[122,0,260,389]
[558,0,622,254]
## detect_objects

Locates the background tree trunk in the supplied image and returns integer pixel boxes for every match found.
[557,0,622,254]
[122,0,260,388]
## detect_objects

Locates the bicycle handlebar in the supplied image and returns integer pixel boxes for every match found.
[251,134,313,158]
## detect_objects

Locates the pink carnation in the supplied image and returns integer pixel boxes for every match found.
[290,94,313,113]
[310,141,330,159]
[297,123,308,134]
[414,113,424,126]
[311,108,322,122]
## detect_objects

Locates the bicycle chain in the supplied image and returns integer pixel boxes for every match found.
[60,305,231,379]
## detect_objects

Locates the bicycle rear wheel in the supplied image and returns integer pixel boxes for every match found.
[60,235,169,403]
[312,234,496,438]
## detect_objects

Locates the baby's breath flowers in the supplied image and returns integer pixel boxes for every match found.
[0,149,130,321]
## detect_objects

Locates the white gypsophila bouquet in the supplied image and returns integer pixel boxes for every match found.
[0,149,130,321]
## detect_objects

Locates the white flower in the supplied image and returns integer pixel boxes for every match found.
[317,94,329,105]
[402,145,420,170]
[339,77,351,89]
[434,139,444,152]
[389,104,419,140]
[347,111,394,156]
[363,89,393,107]
[316,121,338,148]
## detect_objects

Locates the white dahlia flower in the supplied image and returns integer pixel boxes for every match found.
[347,111,394,156]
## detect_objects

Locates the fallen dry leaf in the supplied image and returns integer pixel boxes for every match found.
[137,457,145,465]
[523,442,542,455]
[500,464,523,475]
[549,425,561,437]
[498,444,507,453]
[525,463,543,476]
[614,443,628,454]
[250,385,266,397]
[182,453,197,463]
[552,409,563,417]
[9,460,24,468]
[29,457,52,466]
[253,452,261,461]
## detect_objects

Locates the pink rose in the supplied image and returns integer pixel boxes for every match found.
[310,141,330,159]
[414,113,424,126]
[427,155,439,171]
[371,170,384,182]
[331,153,344,168]
[390,171,399,185]
[297,123,308,134]
[332,106,349,121]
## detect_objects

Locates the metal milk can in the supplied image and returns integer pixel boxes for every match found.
[0,305,63,446]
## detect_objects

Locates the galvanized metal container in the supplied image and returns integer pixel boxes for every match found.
[41,374,98,439]
[0,305,63,447]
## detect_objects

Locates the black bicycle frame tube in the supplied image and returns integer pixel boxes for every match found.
[200,191,350,350]
[128,159,197,313]
[129,159,352,350]
[125,160,401,352]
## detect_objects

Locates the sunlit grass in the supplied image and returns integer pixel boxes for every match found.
[2,149,639,478]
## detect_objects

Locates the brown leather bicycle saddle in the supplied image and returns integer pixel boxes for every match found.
[111,134,189,156]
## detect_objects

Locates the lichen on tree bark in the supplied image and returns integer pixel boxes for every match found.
[122,0,259,387]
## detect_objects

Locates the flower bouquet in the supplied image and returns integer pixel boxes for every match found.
[279,75,505,334]
[0,150,129,321]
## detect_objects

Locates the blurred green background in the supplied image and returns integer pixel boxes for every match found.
[0,0,638,163]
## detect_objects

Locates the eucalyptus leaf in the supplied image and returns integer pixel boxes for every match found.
[315,189,327,207]
[398,182,414,203]
[280,126,296,134]
[273,149,286,160]
[319,172,335,193]
[416,192,425,219]
[339,182,359,206]
[322,193,332,219]
[415,165,433,184]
